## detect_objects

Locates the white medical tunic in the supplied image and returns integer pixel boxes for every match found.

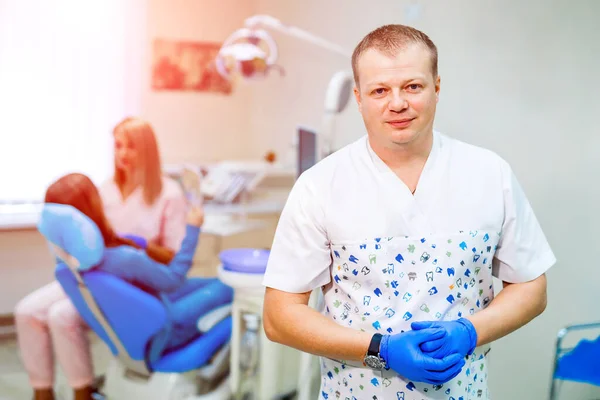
[263,131,556,400]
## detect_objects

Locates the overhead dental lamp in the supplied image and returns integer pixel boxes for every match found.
[215,22,283,82]
[215,14,354,158]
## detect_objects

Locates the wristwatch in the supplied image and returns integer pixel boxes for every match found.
[363,333,386,369]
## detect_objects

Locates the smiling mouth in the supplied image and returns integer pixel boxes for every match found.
[387,118,415,128]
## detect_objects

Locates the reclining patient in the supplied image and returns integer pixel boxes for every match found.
[44,172,233,352]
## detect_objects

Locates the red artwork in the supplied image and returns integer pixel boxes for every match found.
[151,39,232,94]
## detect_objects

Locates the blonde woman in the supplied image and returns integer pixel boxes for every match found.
[14,117,189,400]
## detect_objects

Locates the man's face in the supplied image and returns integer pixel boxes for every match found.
[353,44,440,148]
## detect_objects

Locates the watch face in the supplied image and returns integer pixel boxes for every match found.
[364,355,385,369]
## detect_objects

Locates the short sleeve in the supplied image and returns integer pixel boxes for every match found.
[492,162,556,283]
[262,174,332,293]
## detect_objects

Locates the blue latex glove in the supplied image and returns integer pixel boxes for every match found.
[380,328,466,384]
[411,318,478,359]
[121,234,148,249]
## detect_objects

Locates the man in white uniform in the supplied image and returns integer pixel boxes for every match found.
[262,24,555,400]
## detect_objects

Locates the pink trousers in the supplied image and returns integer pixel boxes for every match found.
[14,281,94,389]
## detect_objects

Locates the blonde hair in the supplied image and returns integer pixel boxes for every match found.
[112,117,163,205]
[351,24,438,87]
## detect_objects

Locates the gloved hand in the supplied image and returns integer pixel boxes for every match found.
[380,328,466,384]
[411,318,478,359]
[121,234,148,249]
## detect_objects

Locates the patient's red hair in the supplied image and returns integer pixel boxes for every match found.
[44,173,174,264]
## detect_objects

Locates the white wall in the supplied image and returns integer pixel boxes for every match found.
[252,0,600,398]
[143,0,257,164]
[247,1,366,162]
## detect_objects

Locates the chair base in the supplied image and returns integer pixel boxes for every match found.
[102,359,231,400]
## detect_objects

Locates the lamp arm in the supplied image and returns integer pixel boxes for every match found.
[243,14,351,58]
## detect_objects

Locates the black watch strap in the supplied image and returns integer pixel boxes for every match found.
[368,333,383,356]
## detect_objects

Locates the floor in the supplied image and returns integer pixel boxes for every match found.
[0,334,111,400]
[0,334,308,400]
[2,333,599,400]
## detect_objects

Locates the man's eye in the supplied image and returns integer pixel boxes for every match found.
[407,84,421,90]
[373,88,385,95]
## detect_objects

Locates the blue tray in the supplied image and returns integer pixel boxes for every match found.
[219,248,270,274]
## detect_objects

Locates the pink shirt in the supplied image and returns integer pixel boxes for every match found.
[100,177,188,251]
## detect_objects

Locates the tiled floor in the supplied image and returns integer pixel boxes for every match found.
[0,334,111,400]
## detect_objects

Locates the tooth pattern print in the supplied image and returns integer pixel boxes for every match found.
[320,231,496,399]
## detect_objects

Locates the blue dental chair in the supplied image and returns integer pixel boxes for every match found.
[549,322,600,400]
[37,204,234,400]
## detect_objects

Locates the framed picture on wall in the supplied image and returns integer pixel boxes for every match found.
[151,39,232,94]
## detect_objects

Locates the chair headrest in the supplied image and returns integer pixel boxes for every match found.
[38,203,105,271]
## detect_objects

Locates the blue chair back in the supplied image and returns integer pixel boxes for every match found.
[55,262,167,360]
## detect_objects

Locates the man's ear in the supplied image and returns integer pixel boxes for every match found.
[435,75,441,103]
[353,86,362,112]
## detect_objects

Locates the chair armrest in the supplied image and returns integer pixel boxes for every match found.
[197,304,232,333]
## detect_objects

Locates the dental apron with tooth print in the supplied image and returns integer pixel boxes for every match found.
[263,131,556,400]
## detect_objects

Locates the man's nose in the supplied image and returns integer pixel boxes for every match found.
[388,91,408,112]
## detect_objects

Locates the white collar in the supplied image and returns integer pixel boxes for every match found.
[365,130,441,174]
